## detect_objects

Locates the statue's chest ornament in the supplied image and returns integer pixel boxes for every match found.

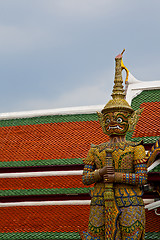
[112,150,134,171]
[94,149,106,168]
[95,142,135,171]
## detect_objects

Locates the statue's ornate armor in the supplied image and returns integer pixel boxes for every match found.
[82,141,147,240]
[81,51,148,240]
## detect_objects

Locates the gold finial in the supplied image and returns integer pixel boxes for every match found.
[101,50,133,114]
[121,59,129,84]
[120,49,129,84]
[111,51,125,100]
[121,49,125,55]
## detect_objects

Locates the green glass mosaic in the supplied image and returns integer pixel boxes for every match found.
[0,187,93,197]
[0,232,81,240]
[145,232,160,239]
[0,158,83,168]
[0,231,159,240]
[131,89,160,111]
[149,163,160,172]
[0,113,98,127]
[126,134,160,144]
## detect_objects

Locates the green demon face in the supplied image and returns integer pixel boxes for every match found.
[104,111,130,136]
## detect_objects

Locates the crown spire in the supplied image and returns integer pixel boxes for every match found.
[111,49,126,100]
[101,50,134,114]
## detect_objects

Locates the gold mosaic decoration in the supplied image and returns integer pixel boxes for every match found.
[81,51,148,240]
[101,49,133,115]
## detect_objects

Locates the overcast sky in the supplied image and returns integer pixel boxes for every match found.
[0,0,160,113]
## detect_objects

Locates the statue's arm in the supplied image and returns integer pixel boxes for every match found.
[82,147,102,185]
[115,145,148,185]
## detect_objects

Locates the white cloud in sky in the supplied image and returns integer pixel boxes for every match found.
[10,70,113,112]
[53,71,113,108]
[0,25,41,54]
[0,0,160,113]
[40,0,123,18]
[0,24,72,56]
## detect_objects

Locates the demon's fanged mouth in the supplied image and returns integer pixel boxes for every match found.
[108,125,123,130]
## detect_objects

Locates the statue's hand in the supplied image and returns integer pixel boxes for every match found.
[99,166,114,177]
[106,166,114,174]
[99,166,108,177]
[103,173,115,183]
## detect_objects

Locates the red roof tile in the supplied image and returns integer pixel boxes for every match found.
[0,121,108,163]
[0,175,92,191]
[0,205,89,233]
[132,102,160,138]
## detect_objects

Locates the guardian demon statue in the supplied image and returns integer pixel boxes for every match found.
[81,50,148,240]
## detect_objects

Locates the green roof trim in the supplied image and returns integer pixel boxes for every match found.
[145,232,160,239]
[126,134,160,144]
[0,113,98,127]
[126,89,160,144]
[131,89,160,111]
[0,232,81,240]
[0,158,83,168]
[0,187,93,196]
[0,232,158,240]
[149,164,160,172]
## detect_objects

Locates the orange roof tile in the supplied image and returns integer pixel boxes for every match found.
[0,205,89,233]
[0,121,109,163]
[132,102,160,138]
[0,175,92,191]
[0,205,158,233]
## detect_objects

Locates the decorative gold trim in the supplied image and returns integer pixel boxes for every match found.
[121,58,129,84]
[101,50,134,114]
[128,108,144,132]
[97,111,107,134]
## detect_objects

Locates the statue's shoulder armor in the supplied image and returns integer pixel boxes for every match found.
[125,140,142,147]
[91,142,110,152]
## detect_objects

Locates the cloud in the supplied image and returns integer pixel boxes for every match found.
[52,82,110,108]
[0,25,41,54]
[13,70,113,112]
[39,0,126,20]
[0,23,72,56]
[0,0,160,114]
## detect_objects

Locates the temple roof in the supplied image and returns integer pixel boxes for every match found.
[0,106,108,168]
[0,72,159,239]
[126,73,160,144]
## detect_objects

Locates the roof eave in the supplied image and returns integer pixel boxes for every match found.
[126,72,160,105]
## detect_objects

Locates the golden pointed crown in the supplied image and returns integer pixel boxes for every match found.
[101,50,134,114]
